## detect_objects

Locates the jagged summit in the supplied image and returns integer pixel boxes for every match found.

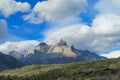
[38,42,48,46]
[36,39,68,47]
[71,45,75,50]
[35,42,49,53]
[57,39,68,46]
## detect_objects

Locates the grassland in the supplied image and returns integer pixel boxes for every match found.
[0,58,120,80]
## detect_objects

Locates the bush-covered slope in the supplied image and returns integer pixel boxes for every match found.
[0,58,120,80]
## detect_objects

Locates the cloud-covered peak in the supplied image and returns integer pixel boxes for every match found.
[44,13,120,53]
[44,24,95,51]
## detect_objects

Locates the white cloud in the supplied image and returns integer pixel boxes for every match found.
[95,0,120,14]
[0,0,31,17]
[0,19,7,39]
[92,14,120,36]
[23,0,87,24]
[91,14,120,51]
[0,40,39,54]
[101,50,120,58]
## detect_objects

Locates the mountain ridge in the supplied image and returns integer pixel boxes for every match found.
[16,39,106,64]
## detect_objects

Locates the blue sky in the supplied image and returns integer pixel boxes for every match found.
[1,0,47,40]
[0,0,120,58]
[0,0,98,40]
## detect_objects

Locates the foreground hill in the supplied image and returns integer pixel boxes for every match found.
[10,39,105,64]
[0,52,24,71]
[0,58,120,80]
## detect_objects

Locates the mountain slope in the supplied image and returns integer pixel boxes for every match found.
[21,39,105,64]
[0,52,24,71]
[0,58,120,80]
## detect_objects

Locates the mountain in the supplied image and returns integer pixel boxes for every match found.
[0,52,24,71]
[0,58,120,80]
[18,39,106,64]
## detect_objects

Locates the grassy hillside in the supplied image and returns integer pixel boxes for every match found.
[0,52,24,71]
[0,58,120,80]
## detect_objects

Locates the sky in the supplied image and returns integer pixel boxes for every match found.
[0,0,120,58]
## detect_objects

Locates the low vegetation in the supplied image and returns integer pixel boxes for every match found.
[1,58,120,80]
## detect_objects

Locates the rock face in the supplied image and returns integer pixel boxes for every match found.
[9,50,24,60]
[19,40,106,65]
[35,42,49,53]
[57,39,68,46]
[0,52,24,71]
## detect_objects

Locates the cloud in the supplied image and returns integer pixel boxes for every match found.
[23,0,87,24]
[101,50,120,58]
[0,0,31,17]
[0,19,7,40]
[0,40,39,54]
[0,20,24,43]
[95,0,120,14]
[44,13,120,52]
[92,14,120,36]
[91,14,120,51]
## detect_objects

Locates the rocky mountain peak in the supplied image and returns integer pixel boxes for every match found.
[8,39,106,65]
[35,42,49,53]
[38,42,48,47]
[71,45,75,50]
[57,39,68,46]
